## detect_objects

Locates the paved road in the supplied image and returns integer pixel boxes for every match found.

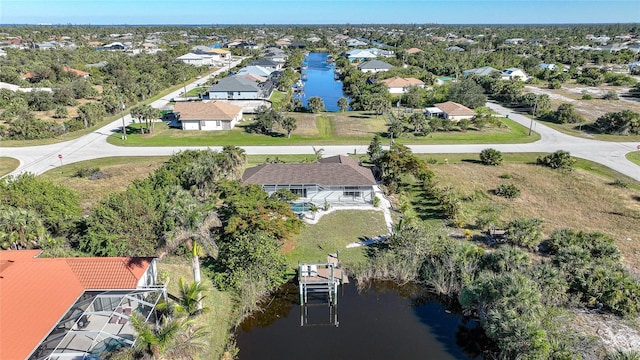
[1,85,639,180]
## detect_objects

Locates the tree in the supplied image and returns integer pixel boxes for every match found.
[479,148,503,166]
[76,102,106,128]
[367,134,384,164]
[164,188,221,289]
[0,173,81,235]
[447,78,487,108]
[219,145,247,180]
[594,110,640,135]
[337,97,349,112]
[0,205,48,250]
[407,113,430,135]
[550,103,583,124]
[130,314,207,360]
[307,96,325,113]
[251,105,282,134]
[53,105,68,119]
[281,116,297,138]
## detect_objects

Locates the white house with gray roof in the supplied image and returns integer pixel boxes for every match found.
[463,66,499,77]
[357,59,393,73]
[242,155,377,206]
[208,76,261,100]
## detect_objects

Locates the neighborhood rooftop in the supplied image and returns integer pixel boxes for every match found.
[242,155,376,186]
[173,101,243,121]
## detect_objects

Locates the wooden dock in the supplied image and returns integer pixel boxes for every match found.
[298,254,347,306]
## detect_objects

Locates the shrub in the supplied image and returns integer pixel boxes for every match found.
[494,183,521,199]
[610,179,628,188]
[499,173,512,179]
[537,150,574,171]
[548,80,562,89]
[505,218,543,249]
[373,195,380,208]
[479,148,503,166]
[581,91,593,100]
[602,90,619,100]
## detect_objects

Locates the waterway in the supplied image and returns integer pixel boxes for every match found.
[235,281,492,360]
[295,52,348,112]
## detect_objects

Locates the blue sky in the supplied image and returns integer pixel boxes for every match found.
[1,0,639,25]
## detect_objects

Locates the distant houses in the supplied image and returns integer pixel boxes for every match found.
[463,66,500,77]
[426,101,476,121]
[500,68,528,81]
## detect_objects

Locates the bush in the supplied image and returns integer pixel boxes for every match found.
[581,91,593,100]
[494,183,521,199]
[499,173,512,179]
[602,90,619,100]
[479,148,503,166]
[505,218,543,249]
[610,179,628,188]
[548,80,562,89]
[537,150,574,171]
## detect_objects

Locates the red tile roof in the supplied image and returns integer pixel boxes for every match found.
[63,66,90,77]
[435,101,476,116]
[0,250,153,360]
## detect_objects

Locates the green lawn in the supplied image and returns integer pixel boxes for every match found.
[0,157,19,177]
[627,151,640,166]
[285,210,388,269]
[108,114,539,147]
[269,90,289,110]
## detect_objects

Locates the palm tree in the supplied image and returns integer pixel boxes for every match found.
[220,145,247,180]
[164,188,220,288]
[0,206,47,250]
[130,314,207,360]
[174,277,210,317]
[280,116,297,138]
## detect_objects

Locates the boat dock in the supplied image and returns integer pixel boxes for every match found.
[298,254,347,306]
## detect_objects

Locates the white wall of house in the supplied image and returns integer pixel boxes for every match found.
[209,90,259,100]
[360,68,389,74]
[261,184,374,205]
[444,113,475,121]
[181,119,226,130]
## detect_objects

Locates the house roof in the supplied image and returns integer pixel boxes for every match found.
[237,65,273,77]
[242,155,376,186]
[238,73,267,83]
[208,76,260,93]
[357,60,393,70]
[381,76,424,88]
[174,100,242,121]
[406,47,423,54]
[0,250,153,360]
[248,58,279,67]
[346,49,377,58]
[205,48,230,55]
[464,66,499,76]
[62,66,89,77]
[435,101,476,116]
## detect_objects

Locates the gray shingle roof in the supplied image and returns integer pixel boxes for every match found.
[242,155,376,186]
[208,76,260,93]
[357,60,393,70]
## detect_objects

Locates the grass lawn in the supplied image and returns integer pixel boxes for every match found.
[285,210,388,269]
[269,90,289,110]
[535,118,640,142]
[423,158,640,268]
[158,258,235,360]
[0,157,19,177]
[108,112,538,147]
[39,156,169,211]
[627,151,640,166]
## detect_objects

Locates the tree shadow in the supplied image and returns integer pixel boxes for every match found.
[460,159,483,165]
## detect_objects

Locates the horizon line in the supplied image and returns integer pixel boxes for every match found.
[1,22,639,27]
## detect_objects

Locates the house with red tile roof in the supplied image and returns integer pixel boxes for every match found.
[0,250,164,360]
[173,100,243,131]
[381,76,425,94]
[242,155,377,206]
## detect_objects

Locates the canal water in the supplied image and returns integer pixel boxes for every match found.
[295,52,348,112]
[235,281,491,360]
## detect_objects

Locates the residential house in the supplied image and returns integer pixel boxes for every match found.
[504,38,525,45]
[347,38,368,47]
[248,58,282,71]
[405,47,423,55]
[539,63,558,71]
[103,42,126,51]
[444,46,465,52]
[261,47,287,63]
[204,48,231,60]
[0,49,7,57]
[501,67,528,81]
[242,155,377,206]
[63,67,90,78]
[367,48,395,58]
[344,49,377,62]
[173,100,243,131]
[381,76,425,94]
[357,59,393,73]
[434,101,476,121]
[0,250,164,360]
[463,66,500,77]
[177,52,213,66]
[237,65,274,78]
[435,77,456,86]
[208,76,262,100]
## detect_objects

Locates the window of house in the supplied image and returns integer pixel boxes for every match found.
[216,120,221,126]
[200,121,206,127]
[344,186,361,198]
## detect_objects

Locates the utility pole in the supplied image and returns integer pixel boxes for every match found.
[120,101,127,140]
[529,97,538,136]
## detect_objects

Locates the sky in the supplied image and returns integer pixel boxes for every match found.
[1,0,639,25]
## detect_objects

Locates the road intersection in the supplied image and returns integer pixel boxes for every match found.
[1,69,638,181]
